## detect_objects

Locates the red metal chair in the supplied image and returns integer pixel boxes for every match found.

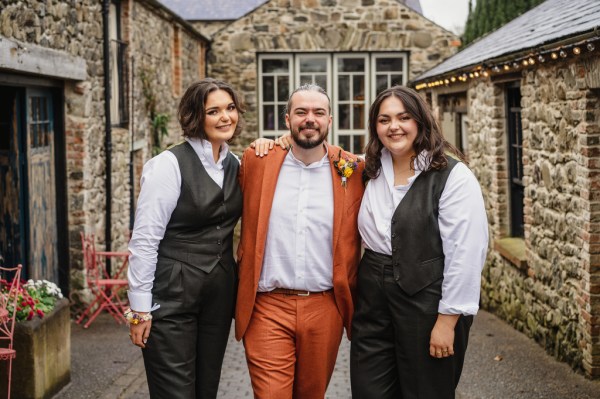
[76,233,129,328]
[0,264,22,399]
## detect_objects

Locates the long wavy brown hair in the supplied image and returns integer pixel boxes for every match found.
[364,86,466,180]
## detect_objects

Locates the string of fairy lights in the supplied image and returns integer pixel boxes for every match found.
[414,37,599,91]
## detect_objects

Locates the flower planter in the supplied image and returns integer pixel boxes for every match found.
[0,298,71,399]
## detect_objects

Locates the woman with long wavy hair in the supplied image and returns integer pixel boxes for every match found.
[350,86,489,399]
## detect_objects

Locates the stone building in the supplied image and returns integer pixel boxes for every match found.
[412,0,600,377]
[161,0,459,153]
[0,0,208,298]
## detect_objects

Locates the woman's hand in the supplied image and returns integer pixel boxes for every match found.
[250,134,293,157]
[275,134,292,150]
[129,314,152,348]
[429,314,459,358]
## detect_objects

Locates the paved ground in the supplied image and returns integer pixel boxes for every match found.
[55,310,600,398]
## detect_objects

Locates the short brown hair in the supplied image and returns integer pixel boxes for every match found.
[178,78,246,140]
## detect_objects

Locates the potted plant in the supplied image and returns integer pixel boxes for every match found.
[0,279,70,399]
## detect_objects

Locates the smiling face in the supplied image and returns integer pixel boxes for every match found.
[285,90,332,149]
[375,95,418,160]
[203,89,239,147]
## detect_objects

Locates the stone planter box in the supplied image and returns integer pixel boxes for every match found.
[0,298,71,399]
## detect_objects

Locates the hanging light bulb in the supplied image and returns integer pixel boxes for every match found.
[528,57,535,65]
[559,50,567,58]
[522,59,529,66]
[450,76,456,82]
[482,70,489,77]
[493,66,501,73]
[538,55,546,63]
[513,62,519,69]
[503,64,510,71]
[587,43,595,51]
[573,47,581,55]
[551,52,558,60]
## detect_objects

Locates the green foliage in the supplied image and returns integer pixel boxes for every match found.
[139,66,170,155]
[152,113,171,156]
[462,0,546,47]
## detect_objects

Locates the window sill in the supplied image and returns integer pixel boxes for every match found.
[494,237,527,271]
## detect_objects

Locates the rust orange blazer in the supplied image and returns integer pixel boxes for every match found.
[235,143,365,341]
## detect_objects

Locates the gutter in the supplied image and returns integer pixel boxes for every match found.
[102,0,113,260]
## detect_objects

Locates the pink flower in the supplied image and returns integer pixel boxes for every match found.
[36,309,45,317]
[27,311,34,321]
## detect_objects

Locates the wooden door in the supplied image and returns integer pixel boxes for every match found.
[25,89,58,280]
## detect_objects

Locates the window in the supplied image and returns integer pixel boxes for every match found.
[109,1,128,126]
[258,52,408,153]
[506,84,524,237]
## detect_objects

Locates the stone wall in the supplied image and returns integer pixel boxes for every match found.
[192,20,231,38]
[436,55,600,376]
[203,0,459,151]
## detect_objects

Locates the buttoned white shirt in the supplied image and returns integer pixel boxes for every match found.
[358,149,488,315]
[127,138,233,312]
[258,148,335,292]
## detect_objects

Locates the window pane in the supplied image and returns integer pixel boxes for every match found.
[30,123,38,148]
[41,97,47,120]
[338,104,350,130]
[376,57,403,72]
[353,75,364,99]
[338,76,349,101]
[263,76,275,102]
[278,105,287,131]
[300,58,327,73]
[277,76,289,101]
[263,59,289,73]
[263,105,275,130]
[338,58,365,72]
[353,104,364,129]
[376,75,388,95]
[338,135,350,151]
[315,75,327,89]
[300,75,312,85]
[353,135,365,154]
[391,74,403,86]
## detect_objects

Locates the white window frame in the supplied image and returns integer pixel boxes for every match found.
[333,53,369,154]
[258,54,294,138]
[370,53,408,101]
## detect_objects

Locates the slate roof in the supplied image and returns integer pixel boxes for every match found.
[159,0,422,21]
[414,0,600,82]
[158,0,268,21]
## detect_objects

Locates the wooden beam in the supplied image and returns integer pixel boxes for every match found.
[0,36,87,81]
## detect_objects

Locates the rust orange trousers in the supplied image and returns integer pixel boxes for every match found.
[243,290,344,399]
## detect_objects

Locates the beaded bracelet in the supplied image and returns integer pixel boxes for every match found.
[124,308,153,325]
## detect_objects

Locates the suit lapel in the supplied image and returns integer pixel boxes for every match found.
[328,144,346,257]
[254,148,288,278]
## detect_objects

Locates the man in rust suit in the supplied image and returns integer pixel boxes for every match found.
[235,84,364,398]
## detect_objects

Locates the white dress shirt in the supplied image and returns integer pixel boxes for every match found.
[127,138,234,312]
[258,148,334,292]
[358,149,488,315]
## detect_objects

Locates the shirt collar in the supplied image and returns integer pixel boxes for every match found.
[186,137,229,169]
[381,148,429,189]
[286,143,330,168]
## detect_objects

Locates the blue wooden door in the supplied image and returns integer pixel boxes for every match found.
[25,89,58,281]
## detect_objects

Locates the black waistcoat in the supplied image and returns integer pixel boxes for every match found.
[157,142,242,273]
[390,157,458,296]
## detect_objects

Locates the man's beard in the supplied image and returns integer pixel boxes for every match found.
[291,123,328,149]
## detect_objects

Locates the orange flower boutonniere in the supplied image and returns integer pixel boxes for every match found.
[332,150,362,189]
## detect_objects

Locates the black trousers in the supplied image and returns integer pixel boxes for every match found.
[142,259,237,399]
[351,250,472,399]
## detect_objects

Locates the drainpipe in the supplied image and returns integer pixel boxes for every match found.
[102,0,113,268]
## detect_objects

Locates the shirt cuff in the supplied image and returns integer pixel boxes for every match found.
[438,300,479,316]
[128,291,153,312]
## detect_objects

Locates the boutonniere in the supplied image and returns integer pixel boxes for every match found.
[332,150,362,189]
